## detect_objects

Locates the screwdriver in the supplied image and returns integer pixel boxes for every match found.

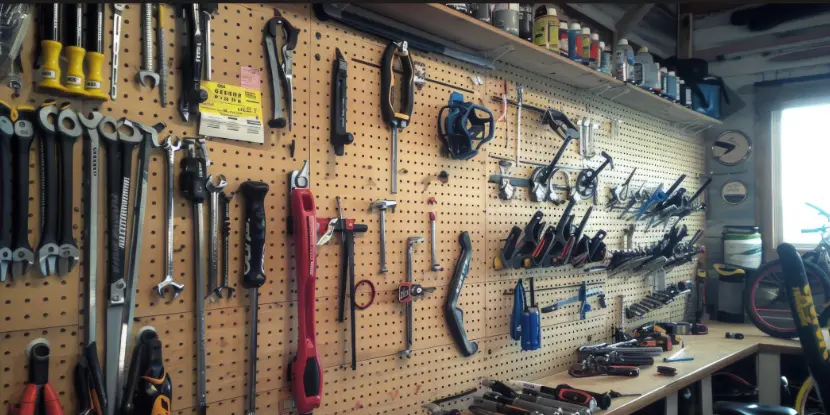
[63,3,86,95]
[83,3,109,100]
[380,40,414,194]
[38,4,66,93]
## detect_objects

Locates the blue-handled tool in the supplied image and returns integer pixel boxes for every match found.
[540,282,605,317]
[633,184,666,221]
[510,279,525,341]
[521,278,541,351]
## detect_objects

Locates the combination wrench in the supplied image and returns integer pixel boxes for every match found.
[55,108,83,276]
[136,3,159,88]
[10,107,36,279]
[206,174,227,301]
[0,115,13,281]
[35,102,60,277]
[154,136,184,302]
[110,4,125,100]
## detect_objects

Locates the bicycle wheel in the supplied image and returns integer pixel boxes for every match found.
[744,259,830,339]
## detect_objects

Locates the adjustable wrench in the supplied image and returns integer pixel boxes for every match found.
[55,107,83,276]
[206,174,227,301]
[10,107,36,279]
[154,136,184,302]
[35,102,60,277]
[137,3,159,88]
[110,4,125,100]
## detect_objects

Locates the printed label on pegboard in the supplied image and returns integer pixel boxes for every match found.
[198,80,264,143]
[240,66,261,89]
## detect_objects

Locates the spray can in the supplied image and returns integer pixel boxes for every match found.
[659,66,668,97]
[581,27,592,64]
[492,4,520,36]
[666,71,677,101]
[558,21,569,57]
[519,3,533,41]
[613,38,634,82]
[599,41,611,74]
[568,22,582,62]
[589,33,600,69]
[471,3,492,23]
[532,4,559,51]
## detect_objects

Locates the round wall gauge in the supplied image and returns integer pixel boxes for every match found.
[722,180,748,205]
[713,130,752,166]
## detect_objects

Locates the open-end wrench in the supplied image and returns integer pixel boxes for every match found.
[158,4,168,107]
[218,191,236,299]
[55,107,83,276]
[110,4,125,100]
[206,174,227,301]
[35,102,60,277]
[10,107,36,279]
[154,136,184,302]
[0,115,13,281]
[136,3,159,88]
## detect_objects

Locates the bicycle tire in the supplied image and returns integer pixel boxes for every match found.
[744,258,830,339]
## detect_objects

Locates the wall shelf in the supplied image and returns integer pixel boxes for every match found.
[360,3,723,129]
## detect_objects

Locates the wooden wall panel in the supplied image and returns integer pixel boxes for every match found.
[0,4,704,414]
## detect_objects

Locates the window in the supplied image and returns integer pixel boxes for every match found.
[779,103,830,246]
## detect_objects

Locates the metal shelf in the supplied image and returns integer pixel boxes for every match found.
[360,3,722,129]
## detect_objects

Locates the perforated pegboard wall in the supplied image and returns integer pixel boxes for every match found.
[0,4,704,414]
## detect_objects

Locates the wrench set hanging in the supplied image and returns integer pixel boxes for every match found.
[608,170,712,229]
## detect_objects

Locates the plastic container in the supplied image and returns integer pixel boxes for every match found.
[518,3,533,41]
[613,38,634,82]
[558,21,569,57]
[581,27,591,64]
[723,226,762,269]
[492,4,520,36]
[680,79,691,107]
[659,66,668,97]
[674,74,681,103]
[532,5,559,51]
[634,47,658,91]
[471,3,491,24]
[598,41,611,74]
[589,33,600,69]
[568,22,582,62]
[666,71,677,101]
[653,64,662,94]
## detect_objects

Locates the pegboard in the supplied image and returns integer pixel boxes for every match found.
[0,4,704,415]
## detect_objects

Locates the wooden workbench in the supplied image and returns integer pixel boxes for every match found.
[533,322,802,414]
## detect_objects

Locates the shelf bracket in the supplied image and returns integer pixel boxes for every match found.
[482,44,515,66]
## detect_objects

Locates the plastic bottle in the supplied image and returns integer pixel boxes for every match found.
[599,41,611,74]
[558,21,569,57]
[568,22,582,62]
[666,71,677,101]
[682,79,693,108]
[589,33,600,69]
[581,27,591,64]
[659,66,668,96]
[471,3,492,24]
[492,4,520,36]
[613,38,634,82]
[532,5,559,51]
[634,46,658,91]
[518,3,533,41]
[675,75,682,103]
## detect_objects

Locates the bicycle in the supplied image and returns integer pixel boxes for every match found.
[744,203,830,339]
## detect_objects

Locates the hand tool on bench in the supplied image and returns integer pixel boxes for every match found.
[37,5,66,93]
[318,197,368,370]
[330,48,354,155]
[511,380,611,411]
[239,180,269,415]
[83,4,109,100]
[115,121,163,414]
[10,106,36,280]
[109,4,125,100]
[35,101,60,277]
[370,200,396,273]
[569,354,640,378]
[0,114,12,282]
[154,136,184,302]
[446,232,478,356]
[265,9,300,129]
[381,40,414,194]
[17,339,64,415]
[206,174,227,302]
[287,160,323,414]
[55,106,83,276]
[180,138,209,414]
[399,236,434,358]
[63,4,86,95]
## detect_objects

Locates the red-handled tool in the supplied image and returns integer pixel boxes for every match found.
[14,339,64,415]
[288,161,322,414]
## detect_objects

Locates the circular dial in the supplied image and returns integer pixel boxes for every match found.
[713,130,752,166]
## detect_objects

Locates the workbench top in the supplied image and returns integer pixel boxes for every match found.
[533,322,801,414]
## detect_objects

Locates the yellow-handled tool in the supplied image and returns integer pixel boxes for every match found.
[63,4,86,95]
[83,3,108,100]
[38,4,66,93]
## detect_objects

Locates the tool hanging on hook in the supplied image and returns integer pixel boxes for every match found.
[380,40,415,194]
[265,9,300,130]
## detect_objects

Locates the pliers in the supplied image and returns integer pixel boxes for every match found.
[14,340,64,415]
[266,9,300,130]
